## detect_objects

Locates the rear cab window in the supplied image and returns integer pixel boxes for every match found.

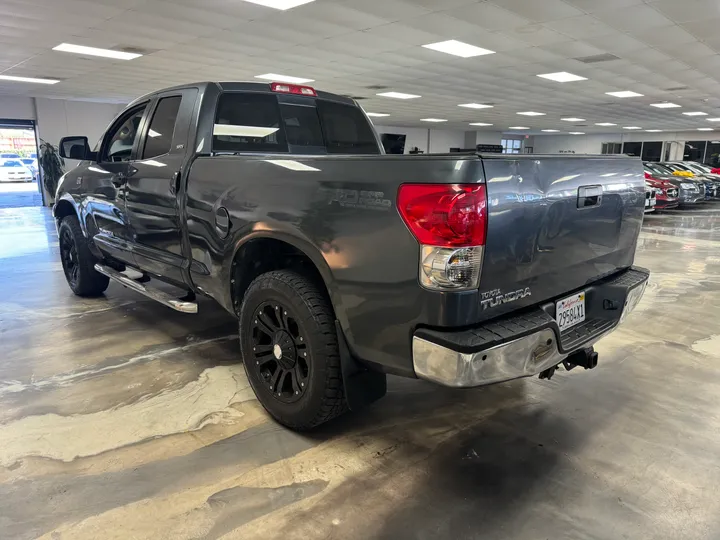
[212,91,379,155]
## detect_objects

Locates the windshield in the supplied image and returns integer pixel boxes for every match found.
[1,160,23,167]
[645,162,672,175]
[21,159,34,165]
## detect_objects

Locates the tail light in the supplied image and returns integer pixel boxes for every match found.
[398,184,487,291]
[270,82,317,96]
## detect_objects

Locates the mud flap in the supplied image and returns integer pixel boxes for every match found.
[336,321,387,411]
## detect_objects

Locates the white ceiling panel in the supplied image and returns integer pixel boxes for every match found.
[442,2,532,30]
[649,0,720,24]
[489,0,583,22]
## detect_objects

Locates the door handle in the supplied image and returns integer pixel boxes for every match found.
[577,185,602,208]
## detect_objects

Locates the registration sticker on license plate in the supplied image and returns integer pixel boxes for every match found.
[556,292,586,332]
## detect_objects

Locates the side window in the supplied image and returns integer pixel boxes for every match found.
[103,105,147,162]
[142,96,182,160]
[213,93,287,153]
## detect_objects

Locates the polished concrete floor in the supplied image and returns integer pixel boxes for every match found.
[0,182,43,209]
[2,205,720,540]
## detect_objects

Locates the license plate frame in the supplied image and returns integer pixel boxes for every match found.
[556,292,586,332]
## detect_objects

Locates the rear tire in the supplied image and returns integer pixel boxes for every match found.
[58,215,110,297]
[239,270,348,430]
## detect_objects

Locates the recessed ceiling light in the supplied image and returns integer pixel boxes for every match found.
[517,111,546,116]
[0,74,59,84]
[595,122,617,126]
[469,122,493,126]
[255,73,314,84]
[541,129,560,132]
[508,126,530,130]
[377,91,421,99]
[706,118,720,122]
[697,127,714,131]
[53,43,142,60]
[683,111,708,116]
[422,40,495,58]
[623,126,642,130]
[605,91,644,98]
[365,112,390,117]
[421,118,448,122]
[650,102,681,108]
[645,129,663,132]
[561,117,585,122]
[569,132,585,135]
[459,103,493,109]
[240,0,315,9]
[537,72,587,83]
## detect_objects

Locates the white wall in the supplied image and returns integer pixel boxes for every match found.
[429,129,464,153]
[0,96,35,120]
[374,124,485,154]
[476,131,503,145]
[373,124,428,153]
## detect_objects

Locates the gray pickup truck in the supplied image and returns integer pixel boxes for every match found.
[54,81,649,430]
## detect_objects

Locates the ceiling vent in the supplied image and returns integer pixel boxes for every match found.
[574,53,620,64]
[664,85,690,92]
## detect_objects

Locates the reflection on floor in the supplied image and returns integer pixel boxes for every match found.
[0,181,42,209]
[2,206,720,540]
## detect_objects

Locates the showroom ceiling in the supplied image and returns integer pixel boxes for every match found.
[2,0,720,134]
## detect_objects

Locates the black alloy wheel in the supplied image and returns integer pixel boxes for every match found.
[60,227,80,288]
[250,301,309,404]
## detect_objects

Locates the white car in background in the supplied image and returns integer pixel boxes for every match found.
[0,159,34,182]
[20,158,38,179]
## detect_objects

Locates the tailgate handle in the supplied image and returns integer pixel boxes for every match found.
[578,185,603,208]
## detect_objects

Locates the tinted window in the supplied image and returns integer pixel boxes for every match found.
[213,93,287,153]
[143,96,182,159]
[317,100,379,154]
[684,141,706,162]
[104,105,147,162]
[706,141,720,166]
[641,141,662,162]
[280,104,324,147]
[622,142,642,157]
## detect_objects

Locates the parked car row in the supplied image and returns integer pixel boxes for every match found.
[643,161,720,211]
[0,152,37,183]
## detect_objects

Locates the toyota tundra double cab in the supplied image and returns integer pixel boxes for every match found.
[54,81,649,430]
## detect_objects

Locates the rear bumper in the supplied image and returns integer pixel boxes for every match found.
[412,267,649,388]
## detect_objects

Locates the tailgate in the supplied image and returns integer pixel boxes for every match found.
[478,154,644,318]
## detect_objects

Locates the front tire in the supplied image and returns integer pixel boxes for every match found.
[239,270,347,430]
[58,215,110,297]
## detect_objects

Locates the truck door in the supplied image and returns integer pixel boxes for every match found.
[87,102,150,267]
[123,88,198,285]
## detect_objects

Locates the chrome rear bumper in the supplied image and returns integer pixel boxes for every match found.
[412,269,648,388]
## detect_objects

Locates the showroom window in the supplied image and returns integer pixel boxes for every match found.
[684,141,707,162]
[705,141,720,166]
[143,96,182,159]
[641,141,662,162]
[622,142,642,157]
[501,139,522,154]
[602,142,622,154]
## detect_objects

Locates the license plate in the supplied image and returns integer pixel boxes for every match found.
[556,292,586,332]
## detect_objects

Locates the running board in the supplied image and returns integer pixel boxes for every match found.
[94,264,198,314]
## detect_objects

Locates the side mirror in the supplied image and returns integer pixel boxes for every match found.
[59,136,95,161]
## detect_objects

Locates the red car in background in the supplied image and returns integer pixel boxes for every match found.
[644,172,680,209]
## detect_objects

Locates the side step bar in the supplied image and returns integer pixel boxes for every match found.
[94,264,198,314]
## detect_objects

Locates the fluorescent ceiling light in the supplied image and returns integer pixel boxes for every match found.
[517,111,545,116]
[605,91,644,98]
[645,129,663,132]
[623,126,642,130]
[365,112,390,117]
[561,117,585,122]
[255,73,314,84]
[421,118,447,122]
[650,102,680,108]
[683,111,708,116]
[214,124,279,138]
[569,132,585,135]
[241,0,315,9]
[469,122,493,126]
[508,126,530,130]
[697,127,714,131]
[537,71,587,83]
[422,40,495,58]
[459,103,493,109]
[706,118,720,122]
[53,43,142,60]
[595,122,617,126]
[265,159,319,171]
[541,129,559,132]
[377,91,421,99]
[0,74,59,84]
